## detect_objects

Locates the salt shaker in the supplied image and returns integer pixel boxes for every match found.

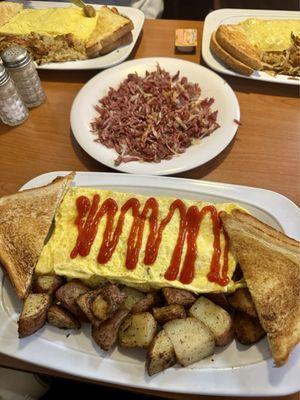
[1,46,46,108]
[0,65,28,126]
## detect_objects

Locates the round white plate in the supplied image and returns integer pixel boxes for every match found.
[71,57,240,175]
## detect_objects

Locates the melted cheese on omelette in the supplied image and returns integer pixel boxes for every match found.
[36,188,247,293]
[0,8,98,41]
[239,18,300,52]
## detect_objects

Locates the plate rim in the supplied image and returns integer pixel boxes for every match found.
[70,57,240,175]
[12,0,145,70]
[202,8,300,85]
[1,171,299,396]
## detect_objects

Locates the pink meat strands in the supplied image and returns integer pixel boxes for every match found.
[90,65,220,166]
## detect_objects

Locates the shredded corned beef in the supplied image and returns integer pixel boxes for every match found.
[90,65,220,166]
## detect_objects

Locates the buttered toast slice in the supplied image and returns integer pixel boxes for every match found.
[210,31,254,76]
[220,209,300,366]
[0,173,74,299]
[0,1,23,27]
[216,25,262,71]
[86,6,134,58]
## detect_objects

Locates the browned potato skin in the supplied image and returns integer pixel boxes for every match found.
[227,288,258,318]
[47,305,81,329]
[18,294,51,338]
[233,311,266,345]
[131,292,161,314]
[32,275,65,295]
[205,293,232,312]
[162,287,196,306]
[146,329,176,376]
[101,284,126,314]
[153,304,186,325]
[92,309,129,351]
[55,280,89,322]
[76,288,103,322]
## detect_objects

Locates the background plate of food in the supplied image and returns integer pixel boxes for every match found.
[0,171,299,396]
[0,1,144,70]
[202,8,300,85]
[70,57,240,175]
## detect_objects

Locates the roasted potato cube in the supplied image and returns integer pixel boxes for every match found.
[118,312,158,348]
[162,287,196,306]
[233,312,265,345]
[146,329,176,376]
[189,297,233,346]
[121,287,145,310]
[76,288,102,322]
[18,293,51,338]
[153,304,186,325]
[101,284,126,314]
[164,317,215,367]
[47,305,80,329]
[227,288,257,318]
[92,309,129,351]
[91,294,109,321]
[131,292,161,314]
[32,275,65,295]
[55,280,89,321]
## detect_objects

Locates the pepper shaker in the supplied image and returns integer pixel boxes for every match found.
[1,46,46,108]
[0,65,28,126]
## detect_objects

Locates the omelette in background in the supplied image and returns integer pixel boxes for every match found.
[36,188,246,293]
[238,18,300,52]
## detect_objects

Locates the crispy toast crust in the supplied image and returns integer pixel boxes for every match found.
[210,31,254,76]
[86,6,134,58]
[216,25,262,71]
[0,172,74,298]
[220,209,300,366]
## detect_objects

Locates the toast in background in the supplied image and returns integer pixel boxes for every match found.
[210,31,254,76]
[215,25,262,70]
[0,173,74,298]
[86,6,134,58]
[220,209,300,366]
[0,2,23,27]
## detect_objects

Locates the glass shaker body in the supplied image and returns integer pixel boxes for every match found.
[1,46,46,108]
[0,65,29,126]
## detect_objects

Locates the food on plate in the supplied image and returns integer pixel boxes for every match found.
[92,309,129,351]
[0,1,23,26]
[118,312,158,348]
[227,287,257,318]
[36,185,245,293]
[18,293,51,338]
[32,275,65,295]
[152,304,186,324]
[146,329,176,376]
[47,304,81,330]
[220,209,300,366]
[90,65,220,165]
[210,19,300,77]
[233,311,265,345]
[0,173,299,374]
[55,280,89,321]
[189,297,234,346]
[163,317,215,367]
[0,4,134,64]
[0,172,73,299]
[162,287,197,306]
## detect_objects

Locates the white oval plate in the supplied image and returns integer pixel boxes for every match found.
[71,57,240,175]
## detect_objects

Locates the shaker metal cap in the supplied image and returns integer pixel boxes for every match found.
[1,46,30,68]
[0,64,9,86]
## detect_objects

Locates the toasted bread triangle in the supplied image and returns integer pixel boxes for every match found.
[220,209,300,366]
[0,172,74,298]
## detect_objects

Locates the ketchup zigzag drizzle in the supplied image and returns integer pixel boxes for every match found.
[70,195,230,286]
